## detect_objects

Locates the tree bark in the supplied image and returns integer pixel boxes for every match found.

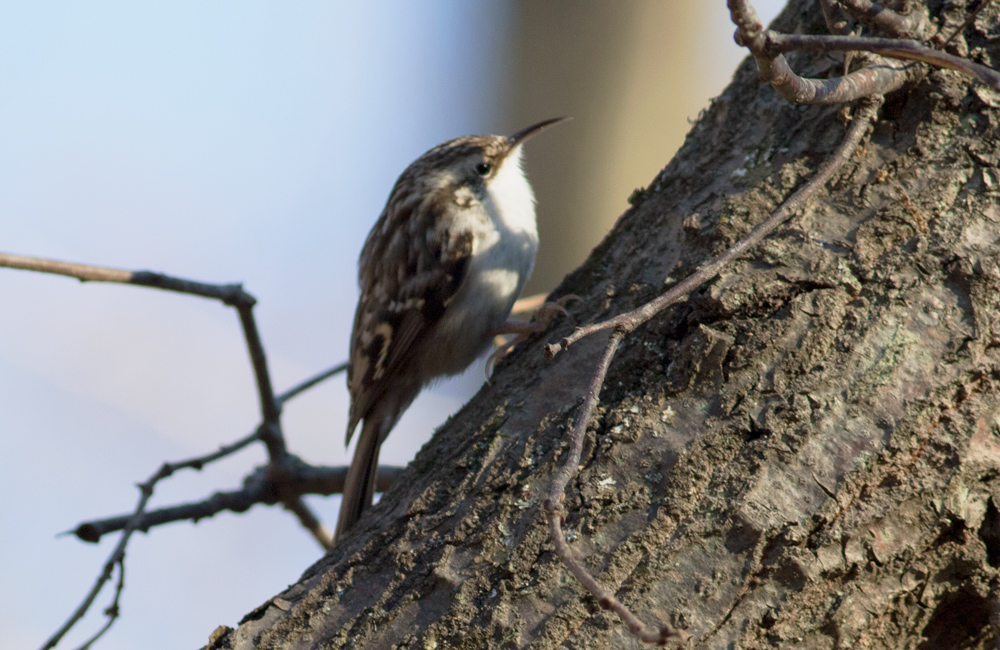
[205,2,1000,648]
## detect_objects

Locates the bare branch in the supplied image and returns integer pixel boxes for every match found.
[545,329,687,646]
[235,304,285,460]
[834,0,920,38]
[764,33,1000,89]
[37,356,351,645]
[70,479,266,544]
[0,253,249,304]
[40,473,158,650]
[69,463,405,543]
[0,249,359,645]
[73,560,124,650]
[45,418,403,645]
[0,252,287,458]
[147,426,264,475]
[780,56,916,103]
[726,0,1000,104]
[0,253,132,282]
[282,498,333,550]
[727,0,920,104]
[276,362,348,406]
[728,0,918,103]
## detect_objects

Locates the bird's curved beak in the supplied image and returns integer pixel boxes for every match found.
[507,116,570,149]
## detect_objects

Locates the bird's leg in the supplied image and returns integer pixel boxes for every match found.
[486,294,579,374]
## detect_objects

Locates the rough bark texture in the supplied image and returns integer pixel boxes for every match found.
[205,2,1000,648]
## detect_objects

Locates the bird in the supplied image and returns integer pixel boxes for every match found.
[335,117,568,542]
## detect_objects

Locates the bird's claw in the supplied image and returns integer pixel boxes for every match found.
[486,294,580,376]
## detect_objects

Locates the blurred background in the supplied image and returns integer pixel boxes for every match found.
[0,2,783,648]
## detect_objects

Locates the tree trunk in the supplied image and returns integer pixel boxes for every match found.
[205,2,1000,648]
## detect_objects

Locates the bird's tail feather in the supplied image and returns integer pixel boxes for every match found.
[334,416,382,542]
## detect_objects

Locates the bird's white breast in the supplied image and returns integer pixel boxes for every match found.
[424,146,539,374]
[484,146,538,243]
[477,145,539,300]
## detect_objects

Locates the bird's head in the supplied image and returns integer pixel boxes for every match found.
[401,117,569,203]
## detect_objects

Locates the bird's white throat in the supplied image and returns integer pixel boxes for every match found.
[484,145,538,239]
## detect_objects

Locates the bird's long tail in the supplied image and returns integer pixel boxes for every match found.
[334,416,384,542]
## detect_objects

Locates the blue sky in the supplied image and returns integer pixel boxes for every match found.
[0,2,782,648]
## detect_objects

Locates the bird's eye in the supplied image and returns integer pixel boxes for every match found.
[475,162,492,176]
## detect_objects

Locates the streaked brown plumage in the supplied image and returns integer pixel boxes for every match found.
[335,118,566,541]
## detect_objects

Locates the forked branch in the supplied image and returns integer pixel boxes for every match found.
[0,254,377,648]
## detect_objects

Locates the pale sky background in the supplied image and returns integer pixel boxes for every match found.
[0,2,784,649]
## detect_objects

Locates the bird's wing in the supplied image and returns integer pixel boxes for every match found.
[345,192,473,445]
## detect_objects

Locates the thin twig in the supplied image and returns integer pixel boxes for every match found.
[765,33,1000,89]
[547,98,880,360]
[0,252,286,462]
[276,362,348,405]
[546,332,620,514]
[66,427,265,542]
[69,463,405,543]
[545,331,687,645]
[48,423,307,649]
[0,253,250,304]
[283,497,334,550]
[0,249,354,646]
[171,427,264,474]
[235,303,285,460]
[40,472,159,650]
[74,559,124,650]
[727,0,1000,104]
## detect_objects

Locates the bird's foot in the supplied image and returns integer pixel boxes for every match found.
[486,295,580,375]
